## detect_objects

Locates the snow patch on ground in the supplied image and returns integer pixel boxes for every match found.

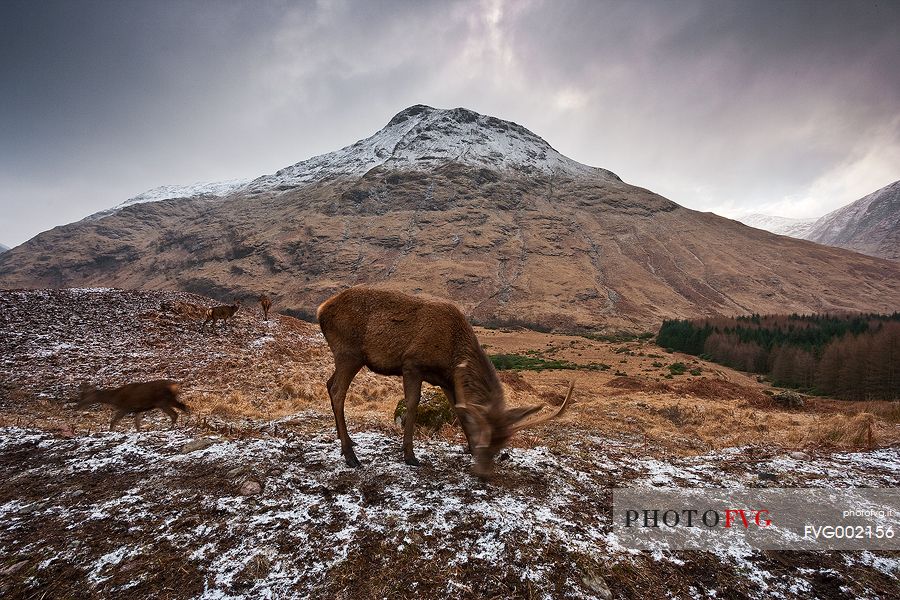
[1,425,898,599]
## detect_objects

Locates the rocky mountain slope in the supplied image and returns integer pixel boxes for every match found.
[0,244,8,254]
[804,179,900,261]
[1,105,899,330]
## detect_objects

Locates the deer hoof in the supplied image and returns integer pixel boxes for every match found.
[404,456,421,467]
[344,452,361,468]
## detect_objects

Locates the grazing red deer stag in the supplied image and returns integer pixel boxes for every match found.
[317,287,572,477]
[77,380,188,431]
[259,295,273,320]
[203,300,240,329]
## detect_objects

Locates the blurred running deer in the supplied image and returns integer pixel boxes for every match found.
[78,380,188,431]
[317,287,573,478]
[259,295,273,320]
[203,300,240,329]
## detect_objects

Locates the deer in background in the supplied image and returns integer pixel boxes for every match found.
[203,299,240,330]
[259,295,273,320]
[317,286,572,478]
[77,380,188,431]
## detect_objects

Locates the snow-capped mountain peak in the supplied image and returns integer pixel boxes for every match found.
[89,105,619,220]
[246,104,620,191]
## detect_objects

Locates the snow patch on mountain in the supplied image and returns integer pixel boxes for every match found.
[0,244,9,254]
[85,179,250,221]
[738,214,816,238]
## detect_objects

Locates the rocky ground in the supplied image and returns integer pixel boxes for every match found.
[1,289,898,599]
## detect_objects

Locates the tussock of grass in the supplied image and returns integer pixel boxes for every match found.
[860,401,900,424]
[802,412,877,448]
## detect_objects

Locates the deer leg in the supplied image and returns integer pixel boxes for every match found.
[327,361,362,467]
[110,410,128,431]
[161,406,178,428]
[402,371,423,466]
[442,385,475,454]
[134,412,143,432]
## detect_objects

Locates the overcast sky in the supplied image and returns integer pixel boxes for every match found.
[2,0,899,247]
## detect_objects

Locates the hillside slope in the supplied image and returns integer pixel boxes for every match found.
[0,288,333,416]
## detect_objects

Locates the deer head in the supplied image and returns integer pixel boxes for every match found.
[454,364,573,478]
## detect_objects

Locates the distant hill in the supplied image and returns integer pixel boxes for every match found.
[737,214,816,238]
[1,105,899,330]
[737,180,900,261]
[804,179,900,261]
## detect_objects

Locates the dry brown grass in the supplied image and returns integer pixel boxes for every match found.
[863,401,900,424]
[808,398,900,423]
[565,392,897,453]
[3,302,897,457]
[470,328,900,453]
[797,412,877,448]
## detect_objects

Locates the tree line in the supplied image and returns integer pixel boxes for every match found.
[656,313,900,400]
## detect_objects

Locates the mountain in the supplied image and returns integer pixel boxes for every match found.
[1,105,899,330]
[803,180,900,261]
[737,214,816,238]
[0,244,8,254]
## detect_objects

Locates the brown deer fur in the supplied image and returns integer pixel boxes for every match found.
[203,300,240,329]
[78,380,188,431]
[317,287,571,477]
[259,295,273,320]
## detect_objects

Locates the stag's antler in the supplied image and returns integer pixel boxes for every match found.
[509,380,574,433]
